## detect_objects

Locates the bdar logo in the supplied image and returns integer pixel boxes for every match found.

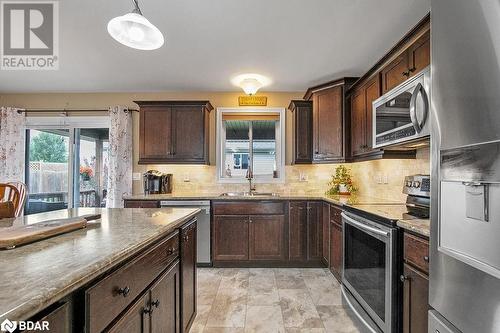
[0,319,17,333]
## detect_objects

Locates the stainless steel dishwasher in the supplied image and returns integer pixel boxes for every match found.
[160,200,211,266]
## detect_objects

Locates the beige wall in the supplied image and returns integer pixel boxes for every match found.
[0,91,430,201]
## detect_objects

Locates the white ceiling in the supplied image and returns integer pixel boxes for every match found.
[0,0,430,93]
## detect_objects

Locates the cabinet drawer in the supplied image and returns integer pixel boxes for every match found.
[404,233,429,274]
[86,231,179,333]
[213,201,284,215]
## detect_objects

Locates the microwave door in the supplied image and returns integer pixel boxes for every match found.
[409,82,429,134]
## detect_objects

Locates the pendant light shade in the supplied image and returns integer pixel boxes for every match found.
[231,74,272,95]
[108,0,164,50]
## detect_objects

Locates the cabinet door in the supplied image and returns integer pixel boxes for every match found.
[294,105,313,163]
[364,76,381,152]
[350,88,366,157]
[408,31,430,78]
[249,215,286,260]
[329,221,343,281]
[381,52,409,93]
[150,261,181,333]
[289,202,307,261]
[139,107,173,161]
[23,303,70,333]
[402,263,429,333]
[171,106,207,162]
[108,293,149,333]
[312,86,344,161]
[213,216,249,261]
[321,202,330,266]
[181,222,197,333]
[307,202,322,261]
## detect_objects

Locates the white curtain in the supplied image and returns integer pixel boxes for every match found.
[106,106,133,208]
[0,107,25,183]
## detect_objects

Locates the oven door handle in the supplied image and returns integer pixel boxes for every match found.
[409,82,429,134]
[341,213,389,237]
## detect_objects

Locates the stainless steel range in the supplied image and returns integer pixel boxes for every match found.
[341,175,430,333]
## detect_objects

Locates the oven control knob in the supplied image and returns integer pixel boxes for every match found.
[413,181,421,188]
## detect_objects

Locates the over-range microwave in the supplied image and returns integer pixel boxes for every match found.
[372,67,430,149]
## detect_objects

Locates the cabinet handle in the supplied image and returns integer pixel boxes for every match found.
[402,71,410,77]
[183,235,189,242]
[151,299,160,308]
[423,256,429,262]
[409,67,417,73]
[400,275,410,283]
[143,307,153,315]
[117,286,130,297]
[166,248,175,255]
[249,219,253,223]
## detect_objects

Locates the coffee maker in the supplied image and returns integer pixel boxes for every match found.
[143,170,172,194]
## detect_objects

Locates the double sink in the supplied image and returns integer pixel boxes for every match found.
[219,192,280,197]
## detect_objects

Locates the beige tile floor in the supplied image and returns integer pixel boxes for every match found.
[190,268,362,333]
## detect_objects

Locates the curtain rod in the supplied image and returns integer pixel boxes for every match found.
[16,108,139,114]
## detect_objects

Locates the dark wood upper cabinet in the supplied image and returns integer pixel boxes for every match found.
[249,215,286,261]
[136,101,213,165]
[350,75,381,158]
[180,221,197,333]
[289,100,313,164]
[303,78,356,163]
[408,30,430,78]
[380,21,430,94]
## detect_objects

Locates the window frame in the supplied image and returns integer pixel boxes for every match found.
[216,107,286,184]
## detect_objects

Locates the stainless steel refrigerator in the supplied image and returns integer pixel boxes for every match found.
[430,0,500,332]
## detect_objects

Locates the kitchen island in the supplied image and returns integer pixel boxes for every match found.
[0,207,200,333]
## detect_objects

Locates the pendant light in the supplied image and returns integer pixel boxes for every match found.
[231,74,272,95]
[107,0,164,50]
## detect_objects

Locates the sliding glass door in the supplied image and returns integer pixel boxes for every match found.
[25,117,110,214]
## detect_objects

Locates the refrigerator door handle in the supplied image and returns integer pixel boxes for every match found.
[409,82,429,133]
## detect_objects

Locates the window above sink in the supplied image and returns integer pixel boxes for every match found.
[216,108,285,183]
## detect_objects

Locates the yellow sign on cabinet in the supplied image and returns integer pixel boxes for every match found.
[238,96,267,106]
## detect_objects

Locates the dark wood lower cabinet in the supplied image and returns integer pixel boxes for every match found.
[307,202,322,261]
[150,261,181,333]
[107,293,149,333]
[329,221,342,281]
[180,221,197,333]
[23,302,70,333]
[289,202,307,261]
[249,215,286,260]
[321,202,330,266]
[213,215,249,261]
[402,263,429,333]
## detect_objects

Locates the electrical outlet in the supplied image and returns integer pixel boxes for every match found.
[132,172,142,181]
[299,172,308,182]
[183,173,190,182]
[383,174,388,184]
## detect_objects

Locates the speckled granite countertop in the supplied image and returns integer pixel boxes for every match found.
[123,193,403,207]
[0,207,200,322]
[397,219,430,237]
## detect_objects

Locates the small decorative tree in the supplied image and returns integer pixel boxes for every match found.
[326,165,357,195]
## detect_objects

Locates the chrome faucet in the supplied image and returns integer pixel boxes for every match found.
[245,167,256,194]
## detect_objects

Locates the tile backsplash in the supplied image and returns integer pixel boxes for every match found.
[134,148,430,202]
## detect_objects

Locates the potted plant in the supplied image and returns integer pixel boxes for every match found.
[80,166,93,181]
[326,165,357,195]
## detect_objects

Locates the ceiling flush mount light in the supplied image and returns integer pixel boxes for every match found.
[231,74,272,95]
[107,0,164,50]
